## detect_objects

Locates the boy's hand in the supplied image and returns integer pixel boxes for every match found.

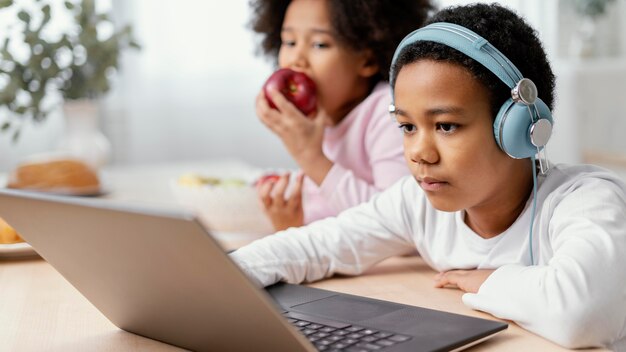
[257,172,305,231]
[433,269,495,293]
[256,89,332,185]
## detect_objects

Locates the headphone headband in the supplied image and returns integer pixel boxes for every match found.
[390,22,525,100]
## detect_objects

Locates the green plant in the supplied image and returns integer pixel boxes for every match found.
[573,0,617,18]
[0,0,140,141]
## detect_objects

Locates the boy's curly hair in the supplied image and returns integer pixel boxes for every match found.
[249,0,433,82]
[390,3,555,118]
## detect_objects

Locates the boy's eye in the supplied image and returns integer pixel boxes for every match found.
[436,122,459,134]
[398,123,416,135]
[281,40,296,47]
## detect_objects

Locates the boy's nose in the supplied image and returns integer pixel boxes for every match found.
[407,134,439,165]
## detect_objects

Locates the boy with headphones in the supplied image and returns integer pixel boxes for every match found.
[232,4,626,349]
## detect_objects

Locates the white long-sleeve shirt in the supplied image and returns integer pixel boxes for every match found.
[231,164,626,350]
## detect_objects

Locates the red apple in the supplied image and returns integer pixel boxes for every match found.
[263,68,317,116]
[254,174,281,187]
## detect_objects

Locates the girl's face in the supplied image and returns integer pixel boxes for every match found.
[393,60,531,214]
[279,0,378,124]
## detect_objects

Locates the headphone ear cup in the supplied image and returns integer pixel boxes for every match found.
[493,99,514,154]
[493,98,553,159]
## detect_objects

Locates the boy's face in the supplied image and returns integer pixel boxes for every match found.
[279,0,376,123]
[393,60,529,213]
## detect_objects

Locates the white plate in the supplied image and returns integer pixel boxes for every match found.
[0,242,39,259]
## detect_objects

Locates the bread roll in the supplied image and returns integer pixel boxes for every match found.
[0,217,24,244]
[8,158,100,195]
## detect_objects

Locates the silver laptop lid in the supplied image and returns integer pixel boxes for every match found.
[0,189,314,352]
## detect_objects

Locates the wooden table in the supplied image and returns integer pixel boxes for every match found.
[0,255,589,351]
[0,160,609,351]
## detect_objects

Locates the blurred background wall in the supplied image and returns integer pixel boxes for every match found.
[1,0,625,174]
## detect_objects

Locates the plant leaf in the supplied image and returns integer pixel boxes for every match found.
[41,4,51,26]
[17,10,31,24]
[1,121,10,131]
[0,0,14,9]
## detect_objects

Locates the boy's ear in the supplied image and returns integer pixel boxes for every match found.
[358,50,379,78]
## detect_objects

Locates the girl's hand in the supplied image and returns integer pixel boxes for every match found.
[433,269,495,293]
[256,89,332,185]
[257,172,305,231]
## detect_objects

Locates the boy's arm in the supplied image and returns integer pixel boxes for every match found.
[463,179,626,349]
[231,177,418,287]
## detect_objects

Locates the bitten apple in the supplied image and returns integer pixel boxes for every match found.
[263,68,317,116]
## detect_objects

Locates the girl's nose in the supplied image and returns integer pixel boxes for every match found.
[291,55,307,70]
[286,44,308,70]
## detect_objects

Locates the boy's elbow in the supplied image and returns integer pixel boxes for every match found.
[546,307,616,349]
[552,328,597,350]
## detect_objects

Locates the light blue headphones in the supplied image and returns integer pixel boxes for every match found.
[389,22,553,168]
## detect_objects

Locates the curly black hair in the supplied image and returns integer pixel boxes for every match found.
[390,3,555,118]
[248,0,433,82]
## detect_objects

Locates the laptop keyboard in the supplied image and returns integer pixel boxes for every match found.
[285,312,411,351]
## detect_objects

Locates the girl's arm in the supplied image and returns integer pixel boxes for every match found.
[316,97,408,215]
[231,177,417,287]
[463,178,626,349]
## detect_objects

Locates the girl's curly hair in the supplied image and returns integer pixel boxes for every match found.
[249,0,433,82]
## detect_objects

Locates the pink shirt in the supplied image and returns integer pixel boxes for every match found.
[302,82,409,224]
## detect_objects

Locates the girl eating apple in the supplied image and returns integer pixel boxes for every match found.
[250,0,432,230]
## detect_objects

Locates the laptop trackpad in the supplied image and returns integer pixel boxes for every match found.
[291,295,402,322]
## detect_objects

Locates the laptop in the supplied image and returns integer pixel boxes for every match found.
[0,188,507,352]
